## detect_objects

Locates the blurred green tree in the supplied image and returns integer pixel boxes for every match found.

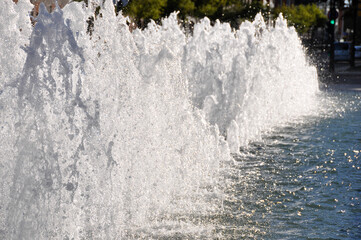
[274,4,327,34]
[193,0,238,19]
[92,0,327,34]
[123,0,167,24]
[164,0,195,19]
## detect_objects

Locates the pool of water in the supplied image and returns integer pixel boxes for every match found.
[219,91,361,239]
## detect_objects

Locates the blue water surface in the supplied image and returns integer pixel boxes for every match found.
[220,91,361,239]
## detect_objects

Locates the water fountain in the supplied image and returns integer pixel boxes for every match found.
[0,0,321,238]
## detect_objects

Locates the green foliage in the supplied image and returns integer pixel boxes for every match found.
[109,0,327,33]
[274,4,327,34]
[123,0,232,23]
[240,1,269,21]
[120,0,268,23]
[164,0,195,19]
[194,0,240,20]
[123,0,167,21]
[195,0,222,17]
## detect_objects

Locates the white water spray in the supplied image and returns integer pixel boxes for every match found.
[0,0,318,238]
[183,14,319,150]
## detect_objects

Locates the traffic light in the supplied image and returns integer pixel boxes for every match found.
[328,8,338,25]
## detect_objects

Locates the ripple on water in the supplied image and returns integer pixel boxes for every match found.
[219,92,361,239]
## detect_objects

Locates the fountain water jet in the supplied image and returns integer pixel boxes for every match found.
[0,0,319,238]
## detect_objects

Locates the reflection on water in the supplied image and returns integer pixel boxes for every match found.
[220,92,361,239]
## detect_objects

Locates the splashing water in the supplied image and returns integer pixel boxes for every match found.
[0,0,320,239]
[183,14,319,151]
